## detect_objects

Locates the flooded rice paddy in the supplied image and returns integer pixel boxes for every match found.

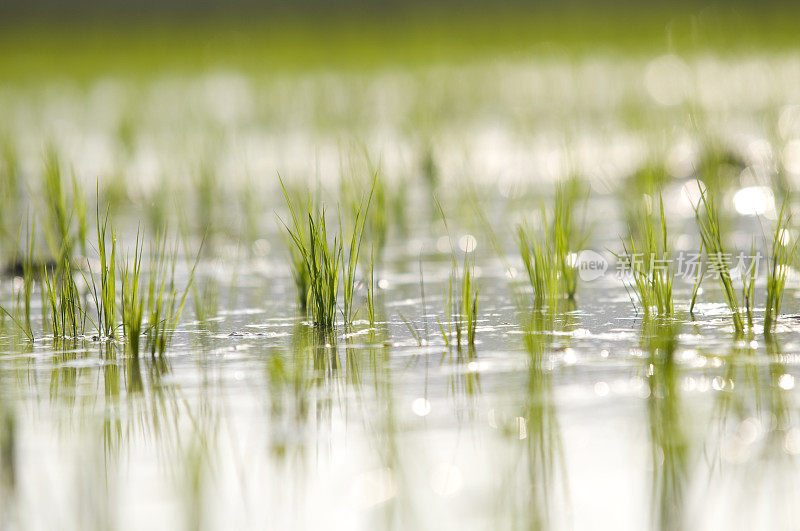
[3,54,800,529]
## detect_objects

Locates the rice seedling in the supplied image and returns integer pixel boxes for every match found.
[462,251,479,346]
[121,231,144,355]
[43,257,86,339]
[688,241,705,314]
[277,179,310,313]
[280,183,340,329]
[398,311,422,347]
[623,161,669,244]
[693,183,745,334]
[87,208,118,339]
[515,177,587,308]
[764,199,796,334]
[516,218,558,307]
[0,300,33,342]
[304,207,340,329]
[742,240,757,332]
[342,161,387,257]
[279,175,374,330]
[552,176,588,299]
[340,181,374,327]
[397,254,429,347]
[615,195,674,317]
[193,163,219,244]
[19,219,35,339]
[366,246,376,327]
[436,198,479,348]
[191,277,219,323]
[145,233,200,357]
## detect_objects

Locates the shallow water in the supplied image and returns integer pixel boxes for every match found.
[3,55,800,530]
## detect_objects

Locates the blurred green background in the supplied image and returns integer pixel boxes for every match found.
[1,1,799,79]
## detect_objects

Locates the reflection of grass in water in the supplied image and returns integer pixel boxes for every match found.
[494,307,567,529]
[641,317,688,531]
[444,345,481,423]
[0,385,16,518]
[101,343,122,461]
[706,337,798,527]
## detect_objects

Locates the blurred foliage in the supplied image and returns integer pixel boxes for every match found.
[1,4,800,80]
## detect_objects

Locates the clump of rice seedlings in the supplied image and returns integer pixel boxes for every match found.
[552,176,587,299]
[145,233,199,357]
[516,219,558,307]
[277,179,310,312]
[436,199,479,348]
[341,158,387,258]
[304,207,340,329]
[340,182,374,327]
[623,161,669,243]
[86,209,117,339]
[120,232,144,355]
[515,177,588,307]
[461,251,479,346]
[279,175,373,331]
[742,240,757,331]
[279,180,340,330]
[693,184,745,334]
[616,195,674,316]
[764,199,796,334]
[43,258,86,339]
